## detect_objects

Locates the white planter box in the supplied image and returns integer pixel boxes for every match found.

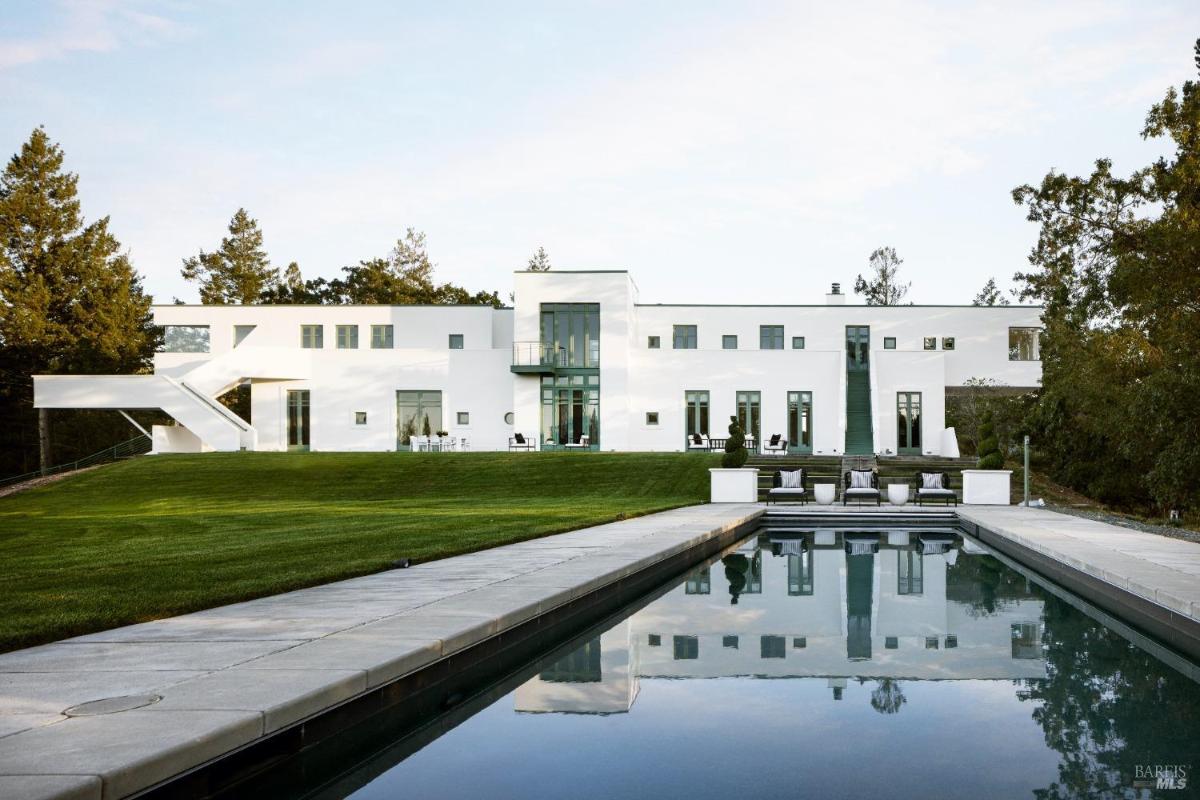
[962,469,1012,505]
[710,468,759,503]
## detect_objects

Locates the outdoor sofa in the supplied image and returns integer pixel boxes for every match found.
[762,434,788,456]
[508,433,535,451]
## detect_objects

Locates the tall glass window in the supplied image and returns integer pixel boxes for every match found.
[162,325,210,353]
[788,549,814,596]
[336,325,358,349]
[760,325,784,349]
[787,391,813,453]
[898,550,924,594]
[685,390,710,444]
[396,390,442,448]
[301,325,323,349]
[673,325,697,349]
[541,374,600,448]
[371,325,394,349]
[540,303,599,367]
[897,392,922,454]
[286,390,310,451]
[1009,327,1041,360]
[736,391,761,445]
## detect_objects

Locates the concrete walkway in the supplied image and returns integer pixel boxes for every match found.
[0,503,761,800]
[958,506,1200,624]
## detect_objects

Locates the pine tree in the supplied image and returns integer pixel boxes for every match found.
[973,277,1010,306]
[0,127,156,474]
[854,247,912,305]
[181,208,278,304]
[526,246,551,271]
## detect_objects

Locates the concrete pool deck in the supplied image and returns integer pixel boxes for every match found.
[0,503,761,800]
[4,501,1200,799]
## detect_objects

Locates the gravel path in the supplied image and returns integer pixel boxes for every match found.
[1047,504,1200,544]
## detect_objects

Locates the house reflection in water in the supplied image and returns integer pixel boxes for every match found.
[514,530,1046,715]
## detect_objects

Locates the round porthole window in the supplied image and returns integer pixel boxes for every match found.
[504,412,514,425]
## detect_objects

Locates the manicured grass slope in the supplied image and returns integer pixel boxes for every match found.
[0,452,716,652]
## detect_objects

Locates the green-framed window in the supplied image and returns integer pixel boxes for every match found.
[787,390,812,454]
[736,390,761,444]
[336,325,358,349]
[898,550,923,594]
[788,549,813,596]
[897,391,922,454]
[647,336,660,349]
[722,334,737,350]
[540,303,599,367]
[396,390,442,448]
[300,325,323,349]
[541,373,600,448]
[673,325,697,349]
[923,337,936,350]
[371,325,394,349]
[456,411,470,425]
[645,412,659,425]
[883,336,896,349]
[287,390,310,451]
[448,333,464,349]
[791,336,805,350]
[760,325,784,350]
[942,336,955,350]
[685,390,709,445]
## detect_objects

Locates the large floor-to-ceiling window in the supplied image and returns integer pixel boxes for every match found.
[897,392,922,454]
[787,391,813,453]
[286,390,310,452]
[685,390,709,445]
[736,391,761,445]
[539,303,600,448]
[396,390,443,449]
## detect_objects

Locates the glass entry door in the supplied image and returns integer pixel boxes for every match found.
[846,326,870,371]
[685,390,709,446]
[736,391,761,447]
[897,392,922,454]
[787,391,812,453]
[286,390,310,451]
[396,390,443,449]
[541,376,599,448]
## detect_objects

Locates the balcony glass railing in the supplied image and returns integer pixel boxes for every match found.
[512,342,566,368]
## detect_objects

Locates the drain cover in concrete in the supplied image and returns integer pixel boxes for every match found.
[64,694,162,716]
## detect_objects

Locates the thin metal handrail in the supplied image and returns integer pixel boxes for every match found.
[0,434,152,488]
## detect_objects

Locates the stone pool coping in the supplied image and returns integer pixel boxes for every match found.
[0,503,762,800]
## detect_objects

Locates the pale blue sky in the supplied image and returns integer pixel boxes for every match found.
[1,0,1196,305]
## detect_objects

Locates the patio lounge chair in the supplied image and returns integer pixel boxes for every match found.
[564,435,591,450]
[508,433,535,452]
[687,433,710,451]
[763,434,787,456]
[767,468,807,504]
[842,469,881,506]
[914,471,957,506]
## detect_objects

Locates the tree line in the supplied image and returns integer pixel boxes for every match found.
[0,126,551,477]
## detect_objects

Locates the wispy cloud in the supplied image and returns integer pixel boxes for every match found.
[0,0,186,70]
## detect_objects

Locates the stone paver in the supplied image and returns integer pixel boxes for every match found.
[0,503,761,799]
[959,506,1200,623]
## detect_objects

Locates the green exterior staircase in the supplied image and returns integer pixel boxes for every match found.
[844,371,874,455]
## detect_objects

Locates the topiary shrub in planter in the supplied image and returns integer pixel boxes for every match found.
[722,415,748,469]
[977,412,1004,470]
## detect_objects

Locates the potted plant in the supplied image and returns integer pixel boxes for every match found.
[709,416,759,502]
[962,411,1012,504]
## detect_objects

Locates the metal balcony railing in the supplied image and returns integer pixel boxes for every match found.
[512,342,567,368]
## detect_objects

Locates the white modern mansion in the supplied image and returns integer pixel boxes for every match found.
[34,271,1043,455]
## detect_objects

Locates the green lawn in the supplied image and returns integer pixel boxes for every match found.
[0,451,717,653]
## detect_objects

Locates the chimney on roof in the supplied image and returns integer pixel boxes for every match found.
[826,282,846,305]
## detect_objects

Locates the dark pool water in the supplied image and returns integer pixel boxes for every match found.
[348,529,1200,800]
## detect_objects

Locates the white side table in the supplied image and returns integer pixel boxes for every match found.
[887,483,910,506]
[813,483,836,505]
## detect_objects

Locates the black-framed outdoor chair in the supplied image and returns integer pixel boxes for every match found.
[563,435,591,450]
[843,469,881,506]
[508,433,535,452]
[687,433,710,451]
[914,471,958,506]
[763,434,787,456]
[767,467,808,505]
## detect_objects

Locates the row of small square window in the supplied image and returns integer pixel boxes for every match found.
[646,633,958,658]
[352,411,472,426]
[648,327,956,351]
[299,325,465,350]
